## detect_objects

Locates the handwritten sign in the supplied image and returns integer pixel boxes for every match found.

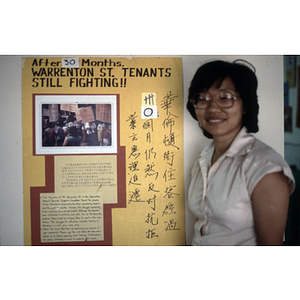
[125,90,184,244]
[96,104,111,123]
[62,58,80,68]
[141,92,158,119]
[77,106,95,123]
[60,103,78,113]
[22,56,184,246]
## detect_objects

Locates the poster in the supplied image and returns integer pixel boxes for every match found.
[22,56,185,245]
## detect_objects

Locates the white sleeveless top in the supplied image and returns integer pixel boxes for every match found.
[188,127,295,246]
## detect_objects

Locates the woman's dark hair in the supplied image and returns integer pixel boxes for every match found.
[187,60,259,139]
[69,125,79,137]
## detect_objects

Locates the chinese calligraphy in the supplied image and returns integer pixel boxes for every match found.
[126,91,182,241]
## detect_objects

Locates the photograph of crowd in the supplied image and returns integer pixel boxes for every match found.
[42,103,112,147]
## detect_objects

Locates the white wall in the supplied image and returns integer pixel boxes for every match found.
[0,56,24,245]
[0,55,284,246]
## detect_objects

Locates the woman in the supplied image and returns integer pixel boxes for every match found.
[63,124,82,146]
[187,60,295,245]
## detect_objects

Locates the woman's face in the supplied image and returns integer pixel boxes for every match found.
[194,77,244,141]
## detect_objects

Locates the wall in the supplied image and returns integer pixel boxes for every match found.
[284,55,300,169]
[0,56,23,246]
[0,55,284,246]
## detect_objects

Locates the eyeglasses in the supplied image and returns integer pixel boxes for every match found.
[191,91,240,109]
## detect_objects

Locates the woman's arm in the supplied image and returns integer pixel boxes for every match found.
[62,136,68,146]
[251,171,290,245]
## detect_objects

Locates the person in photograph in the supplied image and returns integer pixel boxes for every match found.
[82,122,98,146]
[187,60,295,245]
[63,124,82,146]
[43,122,55,146]
[98,123,111,146]
[55,121,65,146]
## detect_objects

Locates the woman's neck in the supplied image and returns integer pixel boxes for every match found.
[212,144,229,165]
[211,132,238,164]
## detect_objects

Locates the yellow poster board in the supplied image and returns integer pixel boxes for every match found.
[22,56,184,245]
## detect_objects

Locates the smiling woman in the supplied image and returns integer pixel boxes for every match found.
[187,60,295,246]
[191,77,244,162]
